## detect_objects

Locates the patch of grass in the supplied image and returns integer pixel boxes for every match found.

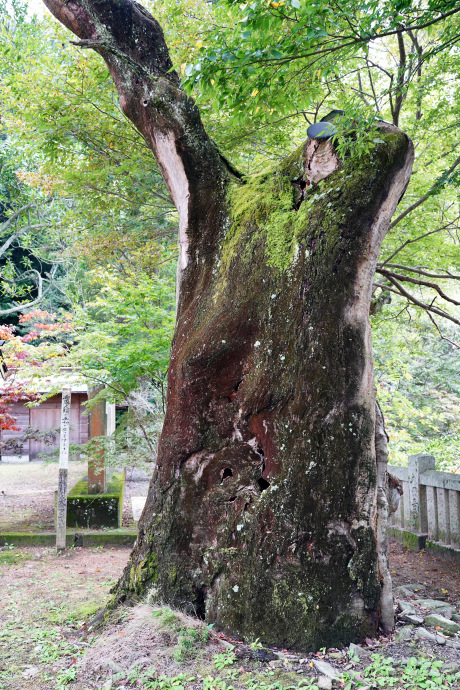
[30,627,82,664]
[153,606,179,627]
[0,550,30,565]
[56,664,78,687]
[64,600,101,626]
[139,670,198,689]
[174,626,211,662]
[152,606,213,663]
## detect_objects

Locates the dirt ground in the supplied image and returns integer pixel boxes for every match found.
[390,541,460,605]
[0,462,150,532]
[0,540,459,689]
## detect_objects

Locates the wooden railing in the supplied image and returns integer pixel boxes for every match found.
[388,453,460,553]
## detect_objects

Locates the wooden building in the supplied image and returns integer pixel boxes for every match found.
[0,382,89,461]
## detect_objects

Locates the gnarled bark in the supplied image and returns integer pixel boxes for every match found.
[44,0,414,650]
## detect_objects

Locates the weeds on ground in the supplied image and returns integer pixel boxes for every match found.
[153,606,212,662]
[175,626,211,662]
[213,650,237,670]
[342,654,460,689]
[111,651,460,690]
[56,664,78,687]
[30,627,86,664]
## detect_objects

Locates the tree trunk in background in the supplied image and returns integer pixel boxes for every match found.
[44,0,414,650]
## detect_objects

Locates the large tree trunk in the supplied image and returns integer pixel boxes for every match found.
[44,0,414,650]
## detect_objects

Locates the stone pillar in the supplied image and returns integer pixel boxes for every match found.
[407,453,435,533]
[88,386,107,494]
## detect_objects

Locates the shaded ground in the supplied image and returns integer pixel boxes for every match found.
[390,541,460,605]
[0,462,150,532]
[0,541,459,689]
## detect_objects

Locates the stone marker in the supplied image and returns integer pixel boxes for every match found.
[56,388,71,551]
[407,454,435,533]
[132,496,147,522]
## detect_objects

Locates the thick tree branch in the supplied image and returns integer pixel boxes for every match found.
[43,0,233,302]
[392,30,407,127]
[0,224,48,258]
[0,202,36,233]
[0,266,58,316]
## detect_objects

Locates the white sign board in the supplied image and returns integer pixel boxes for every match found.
[132,496,147,522]
[59,388,71,469]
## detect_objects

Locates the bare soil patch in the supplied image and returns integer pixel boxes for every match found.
[390,541,460,604]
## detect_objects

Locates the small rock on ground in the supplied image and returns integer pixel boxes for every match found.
[443,662,460,673]
[414,628,447,645]
[424,613,460,634]
[397,600,417,614]
[21,666,38,678]
[348,642,370,659]
[398,613,424,625]
[447,639,460,649]
[313,660,338,679]
[414,599,453,618]
[415,628,438,643]
[317,676,332,690]
[396,626,413,642]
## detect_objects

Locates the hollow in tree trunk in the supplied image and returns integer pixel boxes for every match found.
[44,0,414,650]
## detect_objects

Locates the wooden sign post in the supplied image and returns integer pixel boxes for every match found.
[56,387,71,551]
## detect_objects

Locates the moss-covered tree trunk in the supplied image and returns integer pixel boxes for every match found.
[45,0,413,650]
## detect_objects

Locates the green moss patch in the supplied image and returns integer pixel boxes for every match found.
[66,472,125,529]
[0,530,136,547]
[0,549,31,565]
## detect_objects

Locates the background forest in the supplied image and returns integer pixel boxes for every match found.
[0,0,459,471]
